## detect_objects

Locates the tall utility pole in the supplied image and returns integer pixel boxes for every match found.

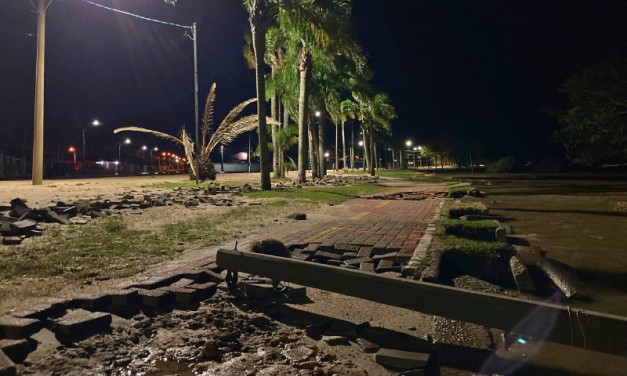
[248,133,251,174]
[32,0,50,185]
[191,22,200,185]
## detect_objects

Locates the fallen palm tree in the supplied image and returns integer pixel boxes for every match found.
[114,83,278,181]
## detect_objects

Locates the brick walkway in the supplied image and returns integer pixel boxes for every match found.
[279,193,442,267]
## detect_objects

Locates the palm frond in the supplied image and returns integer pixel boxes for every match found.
[201,84,217,147]
[206,115,279,154]
[217,98,257,131]
[113,127,183,146]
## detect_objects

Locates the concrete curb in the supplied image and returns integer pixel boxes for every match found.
[408,200,444,268]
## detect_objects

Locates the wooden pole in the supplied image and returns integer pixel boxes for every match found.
[216,249,627,357]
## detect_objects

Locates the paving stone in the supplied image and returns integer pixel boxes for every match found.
[513,245,542,266]
[1,237,21,246]
[357,247,374,258]
[314,251,342,261]
[334,243,360,253]
[375,348,430,370]
[103,289,140,305]
[372,242,391,255]
[344,257,372,266]
[320,335,349,346]
[510,256,536,292]
[360,262,375,273]
[70,294,112,310]
[401,265,418,277]
[9,220,37,235]
[376,260,398,273]
[170,278,195,289]
[302,243,319,254]
[132,274,180,289]
[177,269,210,282]
[284,284,307,299]
[54,310,112,337]
[137,289,174,308]
[0,339,30,364]
[326,259,343,267]
[10,299,68,320]
[373,252,399,261]
[355,337,379,353]
[291,253,312,262]
[160,287,203,304]
[189,282,218,300]
[45,211,70,225]
[0,350,16,376]
[318,239,337,253]
[242,283,275,299]
[341,252,359,260]
[0,317,41,340]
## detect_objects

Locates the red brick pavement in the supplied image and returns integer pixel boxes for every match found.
[279,196,441,264]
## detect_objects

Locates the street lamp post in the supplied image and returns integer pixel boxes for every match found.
[82,120,100,175]
[119,139,130,170]
[69,147,76,170]
[358,141,364,170]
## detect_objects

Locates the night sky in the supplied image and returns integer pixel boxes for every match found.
[1,0,626,162]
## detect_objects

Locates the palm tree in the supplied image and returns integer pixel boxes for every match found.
[114,84,278,181]
[335,100,360,170]
[354,91,397,176]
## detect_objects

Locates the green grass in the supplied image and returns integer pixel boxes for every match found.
[437,235,509,259]
[347,170,452,184]
[244,184,387,205]
[444,219,499,229]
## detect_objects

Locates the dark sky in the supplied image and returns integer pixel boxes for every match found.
[1,0,627,162]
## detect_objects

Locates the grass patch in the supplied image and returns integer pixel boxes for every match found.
[347,170,452,184]
[437,235,510,259]
[443,219,499,242]
[244,184,387,205]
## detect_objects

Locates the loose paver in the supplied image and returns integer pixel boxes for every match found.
[137,289,174,308]
[375,348,430,370]
[0,339,30,364]
[0,317,41,340]
[0,349,16,376]
[54,310,112,337]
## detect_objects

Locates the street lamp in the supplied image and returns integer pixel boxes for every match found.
[119,139,130,169]
[220,145,225,173]
[406,140,412,147]
[358,141,364,170]
[82,119,100,175]
[69,147,76,169]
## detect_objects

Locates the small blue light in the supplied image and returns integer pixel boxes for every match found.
[518,338,527,344]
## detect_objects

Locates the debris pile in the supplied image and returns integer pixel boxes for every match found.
[365,191,447,201]
[273,174,380,189]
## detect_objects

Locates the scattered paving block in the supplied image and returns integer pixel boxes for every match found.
[137,289,174,308]
[376,260,397,273]
[357,247,374,258]
[327,259,343,267]
[0,339,30,363]
[0,350,16,376]
[373,252,399,261]
[360,262,375,273]
[341,252,359,260]
[539,258,592,300]
[161,287,203,304]
[70,294,112,310]
[2,237,21,246]
[103,289,140,305]
[206,270,226,284]
[344,257,372,266]
[513,245,542,266]
[375,348,430,370]
[9,220,37,235]
[242,283,275,299]
[510,256,536,292]
[356,337,379,353]
[314,251,342,261]
[321,336,349,346]
[401,265,418,277]
[334,243,360,253]
[54,310,112,337]
[303,243,319,254]
[284,284,307,299]
[189,282,218,299]
[291,253,312,262]
[0,317,41,340]
[132,274,180,289]
[178,269,210,282]
[10,299,67,320]
[45,211,71,225]
[170,278,195,289]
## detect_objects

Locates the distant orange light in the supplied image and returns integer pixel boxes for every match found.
[69,147,75,152]
[162,152,166,156]
[167,153,171,156]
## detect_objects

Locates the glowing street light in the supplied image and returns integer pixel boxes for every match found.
[324,152,330,158]
[358,141,363,146]
[142,146,147,150]
[69,147,76,169]
[118,139,130,166]
[315,111,321,117]
[81,119,101,176]
[406,140,412,147]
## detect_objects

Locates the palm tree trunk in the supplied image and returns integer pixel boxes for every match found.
[271,68,280,179]
[281,106,290,177]
[318,102,327,177]
[341,121,346,170]
[369,122,375,175]
[297,51,311,183]
[362,129,369,171]
[250,0,271,190]
[335,122,338,172]
[308,118,319,179]
[350,120,354,169]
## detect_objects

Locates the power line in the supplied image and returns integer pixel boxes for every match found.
[0,29,35,37]
[74,0,191,29]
